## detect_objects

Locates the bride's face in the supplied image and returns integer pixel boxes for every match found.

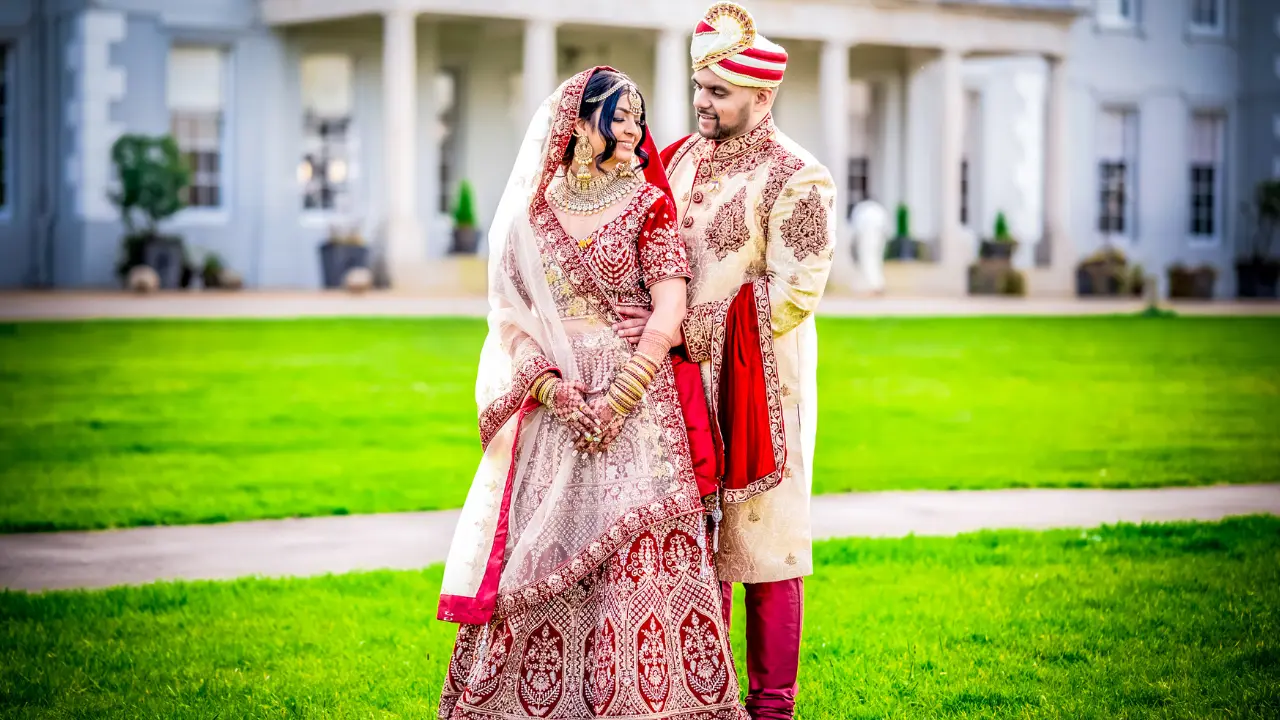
[575,94,643,172]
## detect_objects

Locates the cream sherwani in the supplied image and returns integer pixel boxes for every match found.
[667,114,837,584]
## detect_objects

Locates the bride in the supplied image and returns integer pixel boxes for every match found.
[436,66,744,719]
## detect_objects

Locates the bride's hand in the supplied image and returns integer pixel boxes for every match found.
[543,378,600,441]
[578,396,625,454]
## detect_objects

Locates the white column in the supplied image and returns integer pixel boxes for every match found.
[938,46,966,289]
[820,41,850,216]
[654,28,690,147]
[1044,56,1071,287]
[881,73,904,211]
[416,21,442,257]
[819,39,858,294]
[523,19,557,126]
[384,9,423,288]
[904,49,938,242]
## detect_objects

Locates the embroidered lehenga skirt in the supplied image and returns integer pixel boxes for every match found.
[439,329,744,719]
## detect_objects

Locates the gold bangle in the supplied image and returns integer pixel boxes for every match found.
[534,376,557,405]
[530,373,551,399]
[609,380,640,404]
[618,366,648,388]
[607,394,632,416]
[616,374,646,399]
[622,361,654,384]
[634,352,663,371]
[607,386,636,410]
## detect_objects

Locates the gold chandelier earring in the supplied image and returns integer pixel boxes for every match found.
[573,131,594,192]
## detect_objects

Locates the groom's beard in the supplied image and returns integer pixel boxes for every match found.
[697,108,749,141]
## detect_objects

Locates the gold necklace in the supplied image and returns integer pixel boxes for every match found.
[549,169,641,217]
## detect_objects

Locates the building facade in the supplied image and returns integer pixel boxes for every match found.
[0,0,1272,296]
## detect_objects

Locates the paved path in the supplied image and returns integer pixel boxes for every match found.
[2,485,1277,593]
[2,291,1278,321]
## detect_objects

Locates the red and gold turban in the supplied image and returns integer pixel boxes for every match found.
[690,2,788,89]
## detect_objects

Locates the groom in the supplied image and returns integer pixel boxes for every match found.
[615,3,836,717]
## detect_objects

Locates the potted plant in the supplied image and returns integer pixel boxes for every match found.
[885,203,926,260]
[319,224,370,289]
[450,180,480,254]
[1076,246,1129,296]
[1235,181,1280,298]
[109,134,191,289]
[979,211,1018,261]
[202,252,225,289]
[1168,262,1218,299]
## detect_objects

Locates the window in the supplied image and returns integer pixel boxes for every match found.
[1188,113,1225,240]
[846,157,869,218]
[1098,162,1128,233]
[1096,109,1137,238]
[300,54,354,212]
[168,46,227,209]
[960,159,969,226]
[0,44,9,212]
[1096,0,1138,30]
[1189,0,1225,36]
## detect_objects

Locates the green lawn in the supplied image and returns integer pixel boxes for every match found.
[1,316,1277,532]
[2,518,1277,718]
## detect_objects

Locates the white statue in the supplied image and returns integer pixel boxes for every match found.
[850,199,888,295]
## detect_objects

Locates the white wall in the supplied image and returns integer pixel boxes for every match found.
[1067,0,1239,294]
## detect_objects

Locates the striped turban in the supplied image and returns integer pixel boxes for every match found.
[690,2,788,89]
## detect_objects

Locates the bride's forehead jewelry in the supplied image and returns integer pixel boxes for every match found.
[585,77,644,119]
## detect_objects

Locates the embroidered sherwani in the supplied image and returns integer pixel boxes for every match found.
[665,115,837,584]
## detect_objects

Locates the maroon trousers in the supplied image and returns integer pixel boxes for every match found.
[720,578,804,720]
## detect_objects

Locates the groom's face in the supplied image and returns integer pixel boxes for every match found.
[692,68,753,141]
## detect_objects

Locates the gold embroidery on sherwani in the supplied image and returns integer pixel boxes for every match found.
[755,147,805,232]
[665,114,838,584]
[705,187,751,260]
[780,185,831,261]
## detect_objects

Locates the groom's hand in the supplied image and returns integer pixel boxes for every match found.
[611,306,652,345]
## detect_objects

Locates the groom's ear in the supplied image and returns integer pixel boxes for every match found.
[754,87,776,111]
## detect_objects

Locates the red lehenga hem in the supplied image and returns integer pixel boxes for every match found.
[439,514,747,720]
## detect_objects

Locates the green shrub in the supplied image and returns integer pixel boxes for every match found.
[895,203,910,239]
[993,211,1012,242]
[453,181,478,229]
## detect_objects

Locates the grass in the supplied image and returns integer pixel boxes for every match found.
[1,316,1277,532]
[2,517,1278,718]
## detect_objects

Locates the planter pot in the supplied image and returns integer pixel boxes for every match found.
[885,236,923,261]
[142,236,184,290]
[979,240,1018,261]
[1075,267,1094,296]
[1075,261,1126,297]
[319,242,370,289]
[969,260,1025,296]
[1168,268,1217,300]
[1235,262,1280,299]
[451,227,480,255]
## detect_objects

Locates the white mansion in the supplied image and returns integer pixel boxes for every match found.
[0,0,1274,297]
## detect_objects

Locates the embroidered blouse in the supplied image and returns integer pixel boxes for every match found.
[531,182,691,319]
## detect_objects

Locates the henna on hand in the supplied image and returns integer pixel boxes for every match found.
[542,378,600,440]
[582,396,626,454]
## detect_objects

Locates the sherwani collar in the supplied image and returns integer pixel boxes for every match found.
[711,113,776,161]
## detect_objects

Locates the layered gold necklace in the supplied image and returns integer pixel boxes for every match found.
[549,168,641,217]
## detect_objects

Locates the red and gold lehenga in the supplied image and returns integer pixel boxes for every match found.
[435,67,744,719]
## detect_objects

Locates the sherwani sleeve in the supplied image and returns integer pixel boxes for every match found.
[763,163,837,337]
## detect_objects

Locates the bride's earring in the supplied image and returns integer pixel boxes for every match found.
[573,131,594,192]
[617,157,637,179]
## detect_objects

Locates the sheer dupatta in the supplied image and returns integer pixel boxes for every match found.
[438,67,702,626]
